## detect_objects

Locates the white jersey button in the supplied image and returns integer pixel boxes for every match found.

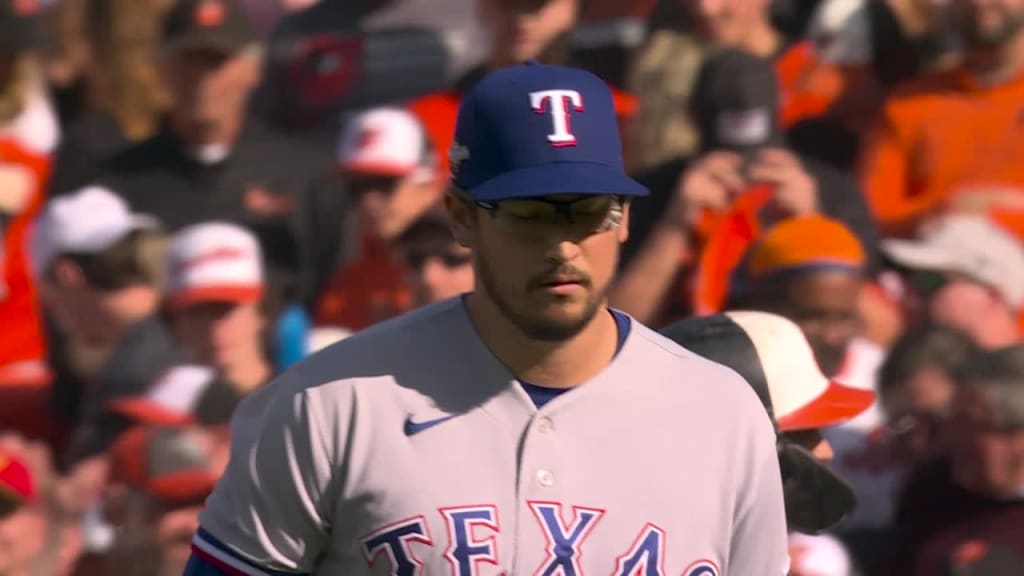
[536,469,554,487]
[537,417,554,434]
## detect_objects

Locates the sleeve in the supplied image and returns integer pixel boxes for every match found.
[192,377,337,574]
[857,104,936,236]
[726,417,790,576]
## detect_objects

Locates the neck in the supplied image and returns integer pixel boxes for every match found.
[99,287,159,343]
[464,292,619,388]
[741,20,783,59]
[224,355,270,395]
[964,31,1024,85]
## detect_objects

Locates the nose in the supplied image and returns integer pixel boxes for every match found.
[419,258,448,293]
[541,236,583,265]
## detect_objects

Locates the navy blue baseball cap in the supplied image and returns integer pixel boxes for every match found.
[450,62,648,202]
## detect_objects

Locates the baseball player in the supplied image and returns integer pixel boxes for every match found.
[184,62,788,576]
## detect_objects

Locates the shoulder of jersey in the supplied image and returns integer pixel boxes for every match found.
[276,299,467,386]
[633,321,773,413]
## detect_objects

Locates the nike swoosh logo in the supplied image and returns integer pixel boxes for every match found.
[404,415,457,436]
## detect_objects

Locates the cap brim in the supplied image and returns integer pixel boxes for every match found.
[147,471,218,505]
[776,379,875,431]
[107,398,194,427]
[340,161,417,178]
[880,239,955,272]
[466,162,649,202]
[168,285,263,309]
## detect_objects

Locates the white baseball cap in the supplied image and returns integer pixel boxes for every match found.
[787,533,854,576]
[808,0,872,65]
[881,214,1024,307]
[165,221,264,309]
[661,311,875,432]
[32,185,159,275]
[106,365,216,426]
[336,107,435,182]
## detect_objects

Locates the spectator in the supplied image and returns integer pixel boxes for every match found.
[104,365,242,431]
[31,186,184,471]
[315,107,442,331]
[101,425,228,576]
[889,344,1024,575]
[613,49,878,327]
[395,210,474,308]
[878,323,981,468]
[680,0,851,127]
[164,222,273,396]
[859,0,1024,238]
[95,0,344,307]
[0,0,61,391]
[0,446,78,576]
[735,215,904,532]
[881,214,1024,348]
[48,0,175,195]
[409,0,636,179]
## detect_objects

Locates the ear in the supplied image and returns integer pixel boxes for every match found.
[445,189,475,249]
[616,200,631,244]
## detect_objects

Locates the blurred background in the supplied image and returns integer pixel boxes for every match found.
[1,0,1023,574]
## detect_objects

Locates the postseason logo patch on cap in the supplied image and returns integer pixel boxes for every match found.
[449,142,470,180]
[715,108,771,148]
[194,0,226,28]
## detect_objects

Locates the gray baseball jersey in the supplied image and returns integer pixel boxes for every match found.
[190,298,788,575]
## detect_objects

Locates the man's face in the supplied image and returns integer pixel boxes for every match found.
[172,300,265,370]
[400,239,475,307]
[155,502,203,576]
[882,366,957,464]
[163,47,259,146]
[0,503,46,576]
[346,172,437,241]
[953,0,1024,47]
[455,194,629,341]
[767,270,862,377]
[39,267,114,346]
[478,0,578,64]
[919,274,1004,339]
[683,0,769,47]
[949,386,1024,499]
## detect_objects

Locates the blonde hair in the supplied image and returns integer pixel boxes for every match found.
[84,0,173,141]
[0,54,36,124]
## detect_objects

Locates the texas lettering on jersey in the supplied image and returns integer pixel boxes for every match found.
[359,501,719,576]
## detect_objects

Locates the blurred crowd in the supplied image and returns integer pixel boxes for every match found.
[0,0,1022,574]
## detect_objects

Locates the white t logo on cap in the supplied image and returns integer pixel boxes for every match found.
[530,89,584,147]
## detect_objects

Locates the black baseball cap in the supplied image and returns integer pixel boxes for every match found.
[0,0,41,56]
[163,0,256,55]
[691,47,784,158]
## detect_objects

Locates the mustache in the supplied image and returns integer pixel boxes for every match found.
[527,265,592,290]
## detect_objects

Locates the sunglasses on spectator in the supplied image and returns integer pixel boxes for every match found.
[887,410,948,438]
[404,249,472,270]
[346,174,402,196]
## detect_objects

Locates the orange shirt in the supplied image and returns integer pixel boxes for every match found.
[859,67,1024,237]
[314,234,411,332]
[776,40,846,129]
[0,136,51,386]
[410,77,638,180]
